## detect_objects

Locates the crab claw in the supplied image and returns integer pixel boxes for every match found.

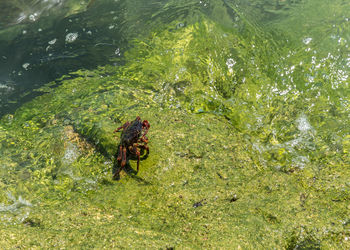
[142,120,150,129]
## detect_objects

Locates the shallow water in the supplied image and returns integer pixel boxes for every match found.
[0,0,349,248]
[1,0,132,114]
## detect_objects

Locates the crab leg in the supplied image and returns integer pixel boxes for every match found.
[137,137,148,144]
[117,145,123,161]
[121,147,127,167]
[141,120,150,138]
[142,129,149,138]
[114,121,130,133]
[136,149,140,172]
[132,143,149,155]
[114,146,124,179]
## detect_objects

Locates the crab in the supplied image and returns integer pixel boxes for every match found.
[113,116,150,177]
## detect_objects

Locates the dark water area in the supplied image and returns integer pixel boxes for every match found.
[0,0,137,116]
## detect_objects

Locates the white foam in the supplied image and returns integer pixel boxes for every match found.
[297,114,312,132]
[65,32,78,43]
[303,37,312,45]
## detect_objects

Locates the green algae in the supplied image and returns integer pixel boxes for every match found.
[1,0,350,248]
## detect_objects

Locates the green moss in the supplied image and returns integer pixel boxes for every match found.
[0,0,350,248]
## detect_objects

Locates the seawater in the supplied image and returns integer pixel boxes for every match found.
[0,0,349,248]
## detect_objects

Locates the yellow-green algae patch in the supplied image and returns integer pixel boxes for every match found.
[0,7,350,249]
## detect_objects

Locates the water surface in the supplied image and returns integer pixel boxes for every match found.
[0,0,349,248]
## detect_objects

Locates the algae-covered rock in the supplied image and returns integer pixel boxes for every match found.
[0,0,350,248]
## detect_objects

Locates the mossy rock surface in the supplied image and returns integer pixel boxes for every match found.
[0,1,350,248]
[0,67,348,248]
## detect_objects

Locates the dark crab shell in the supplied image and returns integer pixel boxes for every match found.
[120,117,143,147]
